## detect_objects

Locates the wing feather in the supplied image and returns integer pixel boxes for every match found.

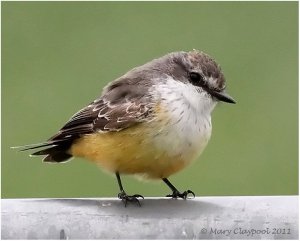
[49,80,154,142]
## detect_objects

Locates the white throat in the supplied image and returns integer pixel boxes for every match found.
[154,76,217,119]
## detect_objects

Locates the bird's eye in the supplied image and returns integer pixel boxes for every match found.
[189,72,205,86]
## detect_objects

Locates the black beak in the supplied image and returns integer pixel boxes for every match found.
[211,90,236,104]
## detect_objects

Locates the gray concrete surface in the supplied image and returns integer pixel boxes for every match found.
[1,196,298,239]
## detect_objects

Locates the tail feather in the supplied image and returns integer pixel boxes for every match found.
[11,142,57,151]
[13,140,73,163]
[42,152,72,163]
[31,146,59,155]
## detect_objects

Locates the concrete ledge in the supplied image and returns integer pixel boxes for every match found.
[1,196,298,239]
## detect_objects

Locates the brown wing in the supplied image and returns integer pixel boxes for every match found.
[49,81,154,142]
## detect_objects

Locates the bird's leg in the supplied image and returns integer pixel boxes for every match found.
[115,172,144,206]
[162,178,195,199]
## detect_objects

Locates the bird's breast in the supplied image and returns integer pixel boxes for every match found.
[147,100,212,165]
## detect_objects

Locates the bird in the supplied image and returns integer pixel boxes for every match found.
[17,50,235,206]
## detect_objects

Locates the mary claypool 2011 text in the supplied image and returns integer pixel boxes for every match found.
[200,227,292,237]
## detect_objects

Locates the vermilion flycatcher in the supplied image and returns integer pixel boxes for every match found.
[18,50,235,206]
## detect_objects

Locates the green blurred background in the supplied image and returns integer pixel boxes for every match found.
[2,2,298,198]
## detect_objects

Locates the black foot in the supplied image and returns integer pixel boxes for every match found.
[166,189,195,199]
[118,191,144,207]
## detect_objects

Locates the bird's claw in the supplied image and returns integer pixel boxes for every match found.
[166,189,195,199]
[118,192,144,207]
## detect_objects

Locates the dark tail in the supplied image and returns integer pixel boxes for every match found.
[13,140,73,163]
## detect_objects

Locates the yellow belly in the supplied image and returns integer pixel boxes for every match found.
[69,124,188,179]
